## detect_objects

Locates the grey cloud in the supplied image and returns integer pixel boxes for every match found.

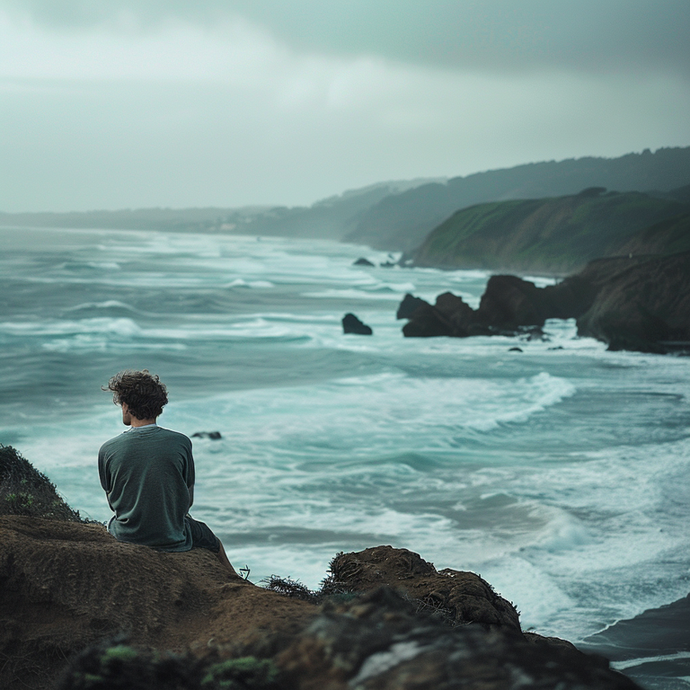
[3,0,689,76]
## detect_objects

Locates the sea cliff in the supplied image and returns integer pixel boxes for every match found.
[0,446,639,690]
[409,189,690,275]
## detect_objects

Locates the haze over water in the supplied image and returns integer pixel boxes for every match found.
[2,225,689,686]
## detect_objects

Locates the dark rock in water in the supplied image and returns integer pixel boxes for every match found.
[478,275,552,328]
[353,257,375,266]
[582,594,690,660]
[400,292,478,338]
[398,252,690,353]
[398,282,556,339]
[435,291,477,336]
[401,298,452,337]
[191,431,222,440]
[342,313,373,335]
[396,293,429,320]
[399,278,557,339]
[379,260,397,268]
[509,347,523,352]
[580,594,690,689]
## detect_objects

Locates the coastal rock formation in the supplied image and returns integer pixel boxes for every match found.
[191,431,223,440]
[269,588,637,690]
[580,594,690,689]
[396,293,429,320]
[399,252,690,353]
[399,284,547,339]
[342,312,373,335]
[575,252,690,352]
[0,446,638,690]
[0,515,313,690]
[322,546,521,630]
[0,516,640,690]
[478,275,553,329]
[400,292,476,337]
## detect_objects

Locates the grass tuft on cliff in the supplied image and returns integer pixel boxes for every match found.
[0,444,83,521]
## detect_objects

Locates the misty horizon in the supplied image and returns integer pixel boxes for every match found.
[2,145,687,216]
[1,1,689,213]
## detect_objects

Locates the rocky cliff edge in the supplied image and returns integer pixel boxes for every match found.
[0,514,641,690]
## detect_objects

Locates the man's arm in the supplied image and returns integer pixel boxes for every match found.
[97,446,116,513]
[97,447,110,493]
[185,439,196,510]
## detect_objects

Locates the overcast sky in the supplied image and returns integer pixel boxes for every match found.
[1,1,689,212]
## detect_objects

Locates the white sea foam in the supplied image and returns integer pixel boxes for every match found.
[522,275,558,287]
[0,317,142,337]
[471,556,576,630]
[64,300,135,312]
[3,230,690,661]
[226,278,275,289]
[302,288,409,301]
[87,261,121,270]
[612,652,690,672]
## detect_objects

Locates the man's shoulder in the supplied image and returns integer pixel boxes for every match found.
[99,426,191,455]
[156,426,193,448]
[99,432,128,454]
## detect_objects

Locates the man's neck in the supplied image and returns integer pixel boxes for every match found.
[130,418,157,428]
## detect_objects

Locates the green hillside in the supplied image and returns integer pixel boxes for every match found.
[620,211,690,257]
[411,189,690,274]
[346,146,690,251]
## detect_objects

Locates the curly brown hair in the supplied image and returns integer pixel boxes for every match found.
[104,370,168,420]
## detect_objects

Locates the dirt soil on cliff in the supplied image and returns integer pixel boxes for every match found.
[0,516,315,689]
[1,517,638,690]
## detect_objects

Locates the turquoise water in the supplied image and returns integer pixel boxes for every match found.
[1,227,689,669]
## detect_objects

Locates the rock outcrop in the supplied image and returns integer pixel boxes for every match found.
[579,594,690,689]
[191,431,223,440]
[399,252,690,353]
[0,445,83,521]
[342,313,373,335]
[322,546,521,630]
[0,518,640,690]
[575,252,690,352]
[0,447,640,689]
[0,515,313,690]
[268,587,637,690]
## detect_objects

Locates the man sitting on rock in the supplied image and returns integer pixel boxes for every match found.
[98,369,235,574]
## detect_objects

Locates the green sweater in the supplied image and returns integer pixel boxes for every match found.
[98,425,195,552]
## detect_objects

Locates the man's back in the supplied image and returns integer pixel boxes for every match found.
[98,425,195,552]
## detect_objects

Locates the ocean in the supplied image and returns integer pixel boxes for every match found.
[1,226,689,688]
